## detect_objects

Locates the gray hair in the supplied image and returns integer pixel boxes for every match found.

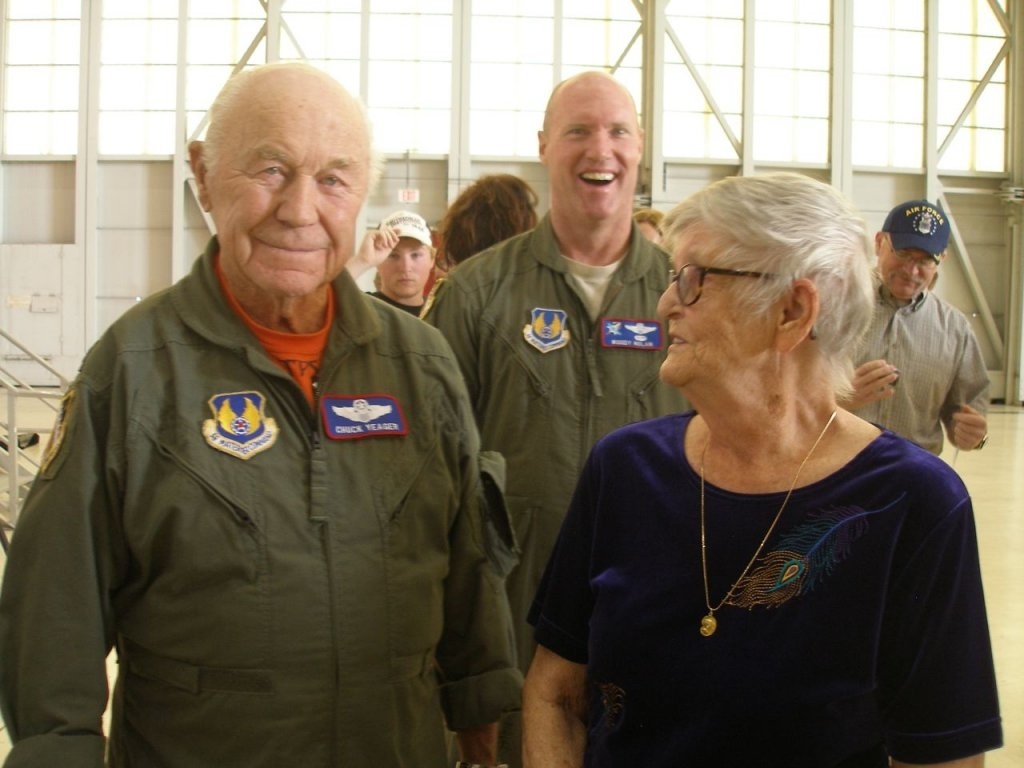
[200,61,383,191]
[661,172,876,395]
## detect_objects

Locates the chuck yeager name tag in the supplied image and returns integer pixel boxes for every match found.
[321,394,408,440]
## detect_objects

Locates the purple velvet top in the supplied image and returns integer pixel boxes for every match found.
[530,412,1002,767]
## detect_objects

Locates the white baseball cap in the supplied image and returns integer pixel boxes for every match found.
[379,210,432,247]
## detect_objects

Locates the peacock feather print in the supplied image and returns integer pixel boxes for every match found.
[728,501,899,610]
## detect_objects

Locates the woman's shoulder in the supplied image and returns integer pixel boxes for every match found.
[842,425,969,505]
[594,411,692,457]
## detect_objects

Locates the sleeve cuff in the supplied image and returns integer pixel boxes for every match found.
[3,732,106,768]
[886,717,1003,764]
[439,666,523,731]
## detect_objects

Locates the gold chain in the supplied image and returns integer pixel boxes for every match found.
[698,410,838,637]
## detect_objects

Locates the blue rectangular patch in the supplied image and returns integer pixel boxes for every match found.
[321,394,408,440]
[600,318,664,350]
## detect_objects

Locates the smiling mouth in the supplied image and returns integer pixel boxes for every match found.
[256,236,327,253]
[580,172,616,186]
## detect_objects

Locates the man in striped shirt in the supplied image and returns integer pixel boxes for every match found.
[841,199,989,455]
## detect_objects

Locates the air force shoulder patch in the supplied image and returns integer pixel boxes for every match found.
[523,307,570,353]
[202,391,279,460]
[321,394,408,440]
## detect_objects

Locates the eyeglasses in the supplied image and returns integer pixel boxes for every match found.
[890,247,940,272]
[668,263,777,306]
[883,234,940,272]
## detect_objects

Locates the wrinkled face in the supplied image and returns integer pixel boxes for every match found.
[875,232,939,302]
[193,69,371,302]
[377,238,433,305]
[539,74,643,223]
[657,228,770,392]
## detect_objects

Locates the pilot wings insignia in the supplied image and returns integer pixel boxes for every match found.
[321,394,408,440]
[601,317,664,350]
[332,399,392,423]
[624,322,658,336]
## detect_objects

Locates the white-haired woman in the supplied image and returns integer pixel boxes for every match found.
[523,172,1001,768]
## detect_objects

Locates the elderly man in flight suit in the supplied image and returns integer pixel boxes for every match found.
[0,62,520,768]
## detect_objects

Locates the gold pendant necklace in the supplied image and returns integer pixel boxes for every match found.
[698,410,837,637]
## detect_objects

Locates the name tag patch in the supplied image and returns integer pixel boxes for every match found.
[601,318,664,350]
[321,394,408,440]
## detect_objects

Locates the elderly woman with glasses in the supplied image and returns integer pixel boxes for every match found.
[522,172,1002,768]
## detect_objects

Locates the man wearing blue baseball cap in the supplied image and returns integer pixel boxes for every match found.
[841,199,989,455]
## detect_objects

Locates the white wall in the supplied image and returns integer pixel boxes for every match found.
[0,160,1019,401]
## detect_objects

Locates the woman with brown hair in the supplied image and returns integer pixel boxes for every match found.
[436,173,539,271]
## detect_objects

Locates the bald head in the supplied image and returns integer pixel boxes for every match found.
[542,71,640,134]
[201,62,379,186]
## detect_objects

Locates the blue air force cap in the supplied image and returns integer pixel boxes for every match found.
[881,200,950,262]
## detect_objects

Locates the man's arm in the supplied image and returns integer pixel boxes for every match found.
[0,383,117,767]
[947,404,988,450]
[421,277,483,405]
[838,358,899,411]
[346,227,399,280]
[455,722,499,764]
[432,353,521,751]
[522,644,588,767]
[943,325,990,450]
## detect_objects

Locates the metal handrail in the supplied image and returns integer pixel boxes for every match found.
[1,327,70,542]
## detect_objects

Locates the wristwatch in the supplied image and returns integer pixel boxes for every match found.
[975,434,989,450]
